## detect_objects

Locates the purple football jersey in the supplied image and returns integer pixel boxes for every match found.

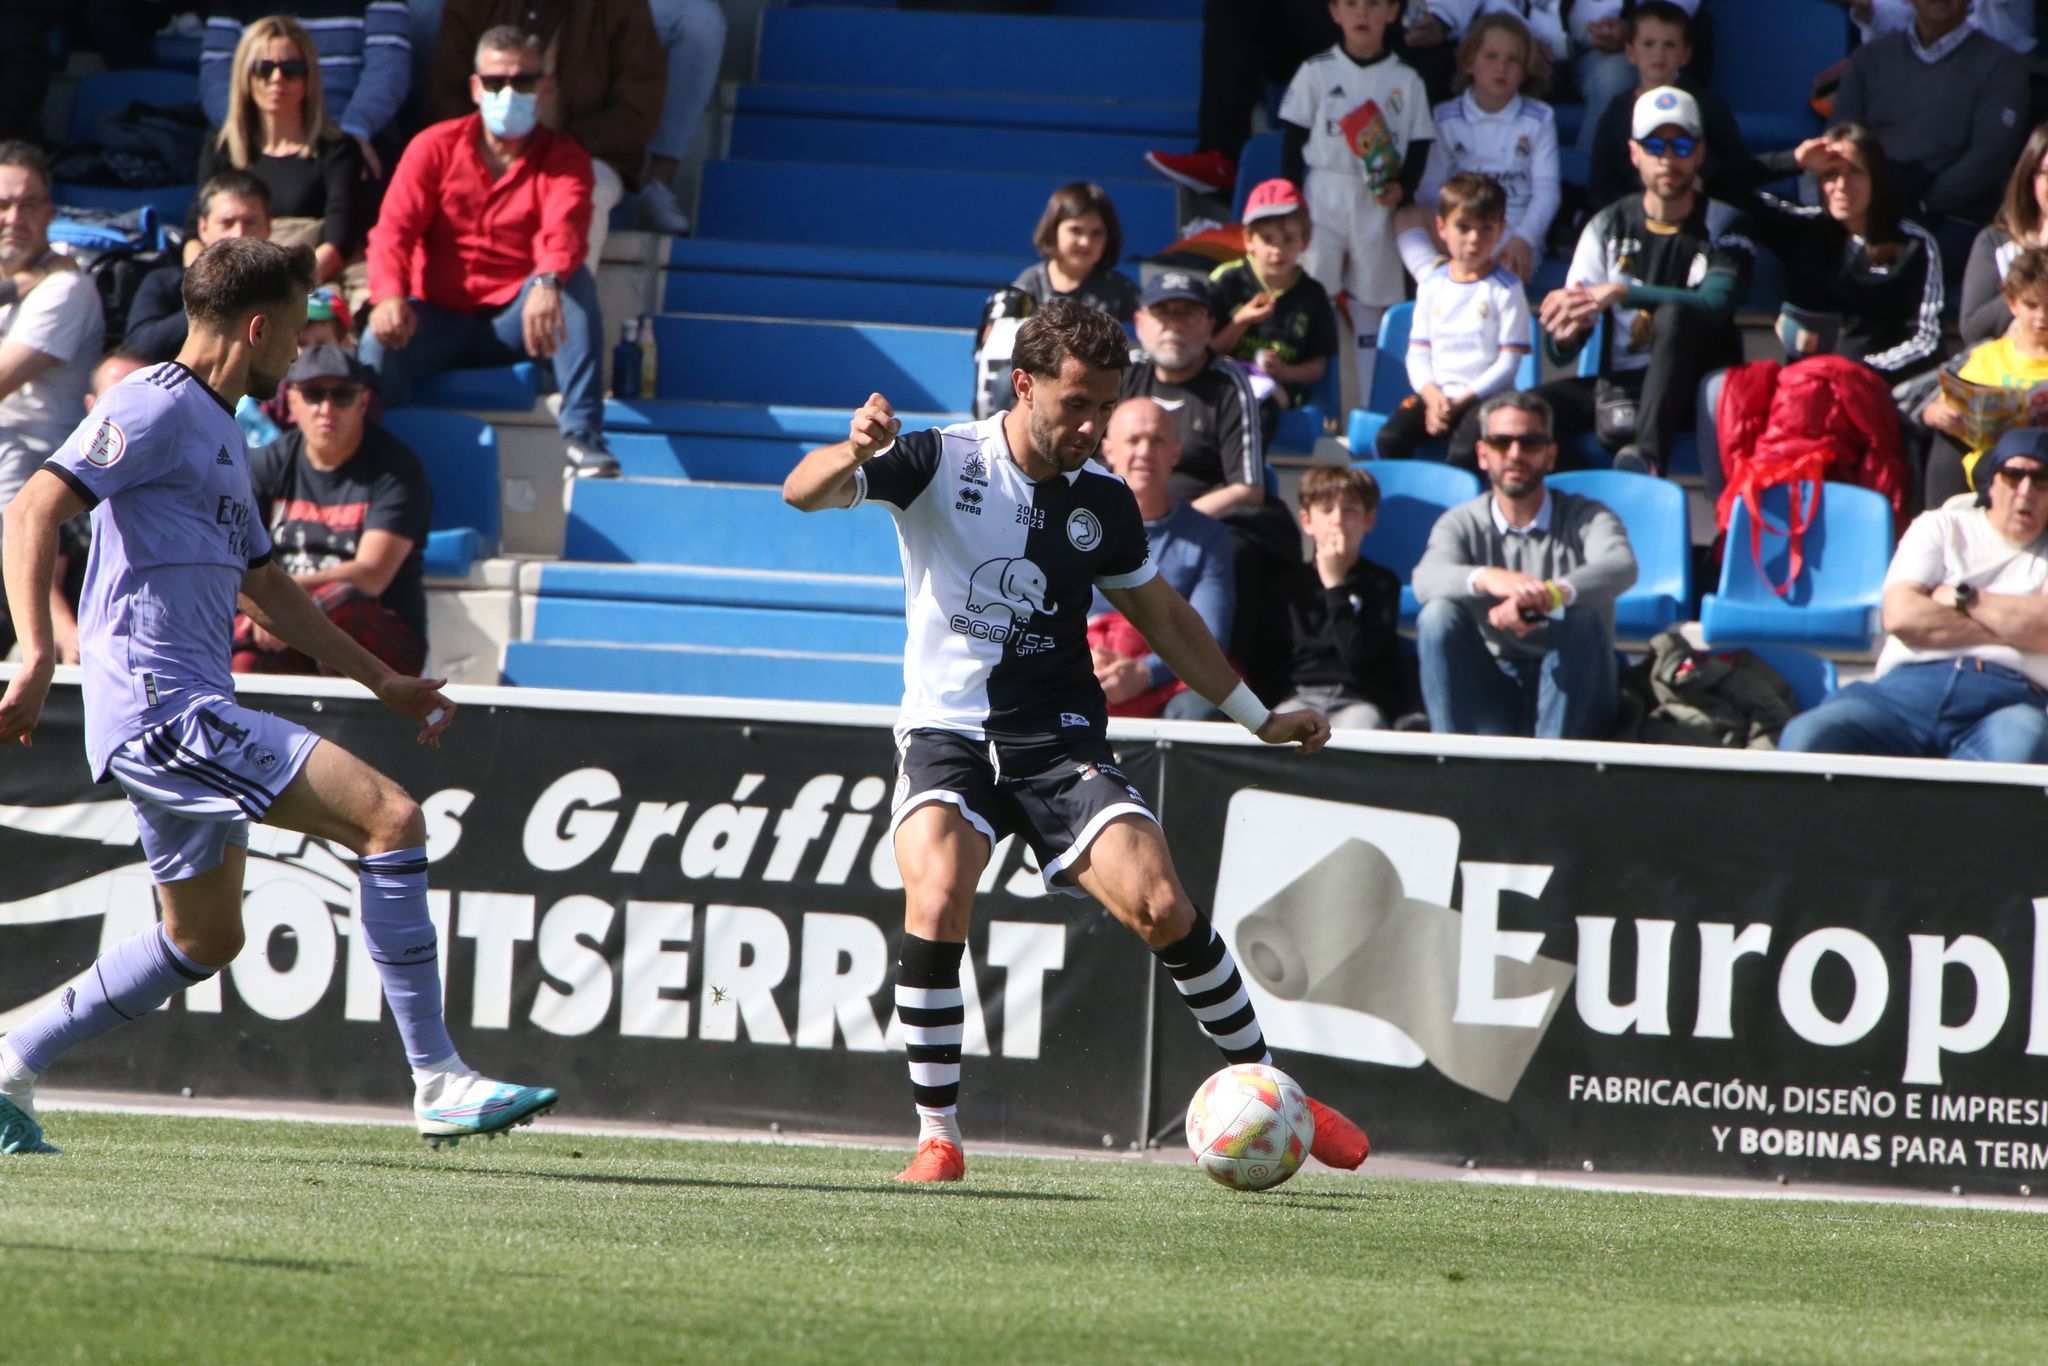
[42,362,274,779]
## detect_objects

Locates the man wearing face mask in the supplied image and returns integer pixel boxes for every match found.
[361,25,616,483]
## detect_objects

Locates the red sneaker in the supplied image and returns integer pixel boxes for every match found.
[1305,1096,1370,1169]
[894,1138,966,1183]
[1145,148,1237,194]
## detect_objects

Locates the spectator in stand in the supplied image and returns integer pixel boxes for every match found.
[1013,182,1142,323]
[1398,12,1559,283]
[361,25,614,482]
[1846,0,2033,57]
[1537,88,1753,476]
[1959,124,2048,346]
[256,289,383,437]
[0,143,107,577]
[1087,399,1236,721]
[1280,0,1437,402]
[193,16,364,289]
[201,2,412,182]
[1779,428,2048,763]
[1378,173,1531,466]
[234,345,432,677]
[1120,271,1297,702]
[428,0,664,265]
[1585,2,1745,211]
[1697,126,1944,500]
[1208,179,1338,410]
[1920,249,2048,505]
[1832,0,2027,283]
[1568,0,1701,160]
[1412,391,1637,738]
[1144,0,1339,195]
[125,171,274,363]
[1400,0,1566,107]
[1280,464,1403,729]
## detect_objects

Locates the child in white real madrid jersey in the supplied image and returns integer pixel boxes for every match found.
[1399,12,1560,283]
[1376,173,1531,466]
[1279,0,1435,402]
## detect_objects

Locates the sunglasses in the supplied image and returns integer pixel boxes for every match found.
[1478,433,1553,453]
[476,73,543,94]
[254,58,309,81]
[1995,465,2048,489]
[1636,135,1698,160]
[296,384,362,408]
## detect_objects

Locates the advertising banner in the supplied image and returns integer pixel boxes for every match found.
[1158,740,2048,1194]
[0,686,1156,1149]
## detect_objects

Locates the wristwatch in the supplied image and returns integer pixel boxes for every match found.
[532,272,560,290]
[1954,583,1977,615]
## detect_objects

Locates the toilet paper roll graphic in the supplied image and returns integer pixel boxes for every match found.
[1234,838,1574,1102]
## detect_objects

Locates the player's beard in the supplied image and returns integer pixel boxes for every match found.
[1028,403,1097,473]
[246,359,289,402]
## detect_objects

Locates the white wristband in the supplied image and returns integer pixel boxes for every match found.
[1220,681,1270,734]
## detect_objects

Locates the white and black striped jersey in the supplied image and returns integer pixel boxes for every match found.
[852,416,1157,744]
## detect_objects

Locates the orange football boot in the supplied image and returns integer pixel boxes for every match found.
[894,1137,966,1183]
[1305,1096,1371,1169]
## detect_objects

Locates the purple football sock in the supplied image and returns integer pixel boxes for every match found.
[6,923,217,1074]
[358,847,456,1067]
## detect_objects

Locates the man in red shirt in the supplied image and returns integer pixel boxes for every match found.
[360,25,616,481]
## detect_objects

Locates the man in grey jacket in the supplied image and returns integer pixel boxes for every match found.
[1413,391,1639,738]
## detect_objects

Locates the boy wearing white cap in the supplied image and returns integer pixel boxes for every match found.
[1533,86,1754,476]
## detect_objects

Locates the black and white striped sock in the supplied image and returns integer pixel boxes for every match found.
[1154,913,1271,1065]
[896,933,967,1147]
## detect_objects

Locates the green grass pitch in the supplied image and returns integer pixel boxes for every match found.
[4,1111,2048,1364]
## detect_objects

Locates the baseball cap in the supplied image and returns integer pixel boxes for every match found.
[1242,178,1307,226]
[1976,427,2048,505]
[1631,86,1704,141]
[286,343,370,386]
[305,287,351,331]
[1140,270,1213,310]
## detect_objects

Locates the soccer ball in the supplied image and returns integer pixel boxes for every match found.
[1185,1063,1315,1192]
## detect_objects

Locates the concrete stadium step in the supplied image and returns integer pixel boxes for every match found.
[757,7,1199,104]
[697,161,1178,259]
[666,238,1025,288]
[531,597,904,655]
[601,398,958,440]
[609,430,808,483]
[564,479,900,576]
[647,314,975,413]
[501,640,902,705]
[728,113,1159,182]
[732,82,1196,140]
[530,561,903,615]
[661,269,992,329]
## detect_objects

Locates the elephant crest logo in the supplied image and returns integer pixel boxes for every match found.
[964,556,1057,629]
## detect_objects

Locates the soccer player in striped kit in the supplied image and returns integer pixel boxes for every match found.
[784,300,1373,1183]
[0,238,556,1155]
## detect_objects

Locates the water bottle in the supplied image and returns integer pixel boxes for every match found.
[611,318,643,401]
[638,314,659,397]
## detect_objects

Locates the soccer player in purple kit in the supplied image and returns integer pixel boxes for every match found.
[0,239,557,1155]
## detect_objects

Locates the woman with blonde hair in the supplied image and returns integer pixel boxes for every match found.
[192,14,362,286]
[1958,122,2048,346]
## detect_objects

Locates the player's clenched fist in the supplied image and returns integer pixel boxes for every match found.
[849,393,901,462]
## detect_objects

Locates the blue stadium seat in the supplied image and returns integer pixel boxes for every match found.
[602,397,953,443]
[729,114,1160,182]
[564,480,901,576]
[649,315,974,413]
[757,8,1199,103]
[1743,643,1839,712]
[406,362,543,412]
[378,409,502,578]
[732,83,1196,141]
[530,597,903,655]
[501,640,903,704]
[66,69,201,142]
[1232,133,1284,221]
[662,270,992,329]
[1346,302,1539,456]
[667,238,1024,288]
[1546,470,1691,640]
[1353,459,1482,627]
[1699,481,1892,653]
[608,431,809,483]
[534,562,903,615]
[697,162,1178,259]
[1709,0,1843,130]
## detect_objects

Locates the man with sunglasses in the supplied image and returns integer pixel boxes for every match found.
[1535,86,1752,477]
[234,345,432,677]
[1779,429,2048,764]
[1412,390,1638,738]
[364,25,616,484]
